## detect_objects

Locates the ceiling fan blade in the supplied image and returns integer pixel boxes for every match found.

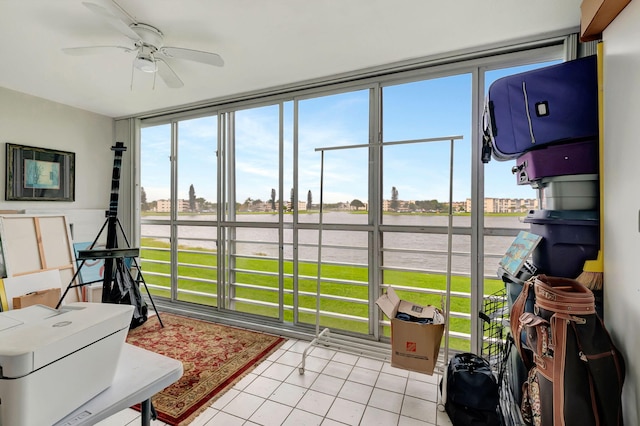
[62,46,133,56]
[82,1,140,40]
[156,59,184,88]
[159,47,224,67]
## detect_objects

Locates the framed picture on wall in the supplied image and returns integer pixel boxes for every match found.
[5,143,75,201]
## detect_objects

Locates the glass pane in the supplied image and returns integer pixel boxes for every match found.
[382,75,472,226]
[139,226,171,299]
[233,105,280,221]
[227,226,280,319]
[141,124,171,217]
[177,116,218,220]
[383,75,471,142]
[298,90,370,224]
[381,231,471,351]
[297,229,369,334]
[283,101,294,223]
[380,75,474,350]
[176,224,217,306]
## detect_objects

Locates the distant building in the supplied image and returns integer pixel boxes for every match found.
[451,201,466,212]
[466,197,538,213]
[151,197,538,214]
[156,199,191,212]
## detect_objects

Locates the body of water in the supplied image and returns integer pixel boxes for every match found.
[141,212,529,276]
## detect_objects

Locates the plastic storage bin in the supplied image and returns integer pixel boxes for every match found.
[537,174,599,210]
[524,209,599,278]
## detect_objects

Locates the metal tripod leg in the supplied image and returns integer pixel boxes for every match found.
[57,216,164,328]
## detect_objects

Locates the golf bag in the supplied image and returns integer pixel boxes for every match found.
[511,275,625,425]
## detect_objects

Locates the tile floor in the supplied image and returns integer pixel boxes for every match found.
[96,338,454,426]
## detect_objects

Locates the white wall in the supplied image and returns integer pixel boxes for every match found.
[603,2,640,424]
[0,87,114,241]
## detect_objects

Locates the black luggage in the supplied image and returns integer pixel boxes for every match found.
[482,55,598,163]
[442,353,500,426]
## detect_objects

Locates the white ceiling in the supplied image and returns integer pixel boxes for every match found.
[0,0,582,118]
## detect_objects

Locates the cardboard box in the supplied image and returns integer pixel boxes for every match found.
[376,287,445,375]
[12,287,61,309]
[580,0,631,41]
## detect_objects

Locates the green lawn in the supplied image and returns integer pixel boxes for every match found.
[140,237,504,352]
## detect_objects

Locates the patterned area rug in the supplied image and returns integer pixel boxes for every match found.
[126,313,285,426]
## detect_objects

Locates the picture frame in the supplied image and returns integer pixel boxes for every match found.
[5,143,75,201]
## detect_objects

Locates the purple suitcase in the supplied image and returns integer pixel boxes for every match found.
[482,56,598,163]
[512,139,598,185]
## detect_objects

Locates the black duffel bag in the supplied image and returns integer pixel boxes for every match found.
[443,353,501,426]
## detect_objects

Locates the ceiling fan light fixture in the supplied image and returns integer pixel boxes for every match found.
[134,55,157,73]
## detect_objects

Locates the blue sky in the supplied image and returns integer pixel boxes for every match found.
[141,61,557,205]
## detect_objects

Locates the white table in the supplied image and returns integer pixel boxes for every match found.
[55,343,183,426]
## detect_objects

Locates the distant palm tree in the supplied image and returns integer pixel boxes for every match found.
[289,188,294,211]
[141,186,148,210]
[391,186,399,211]
[189,184,196,211]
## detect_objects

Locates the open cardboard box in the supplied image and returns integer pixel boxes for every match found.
[376,287,445,375]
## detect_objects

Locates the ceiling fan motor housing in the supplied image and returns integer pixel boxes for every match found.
[130,23,164,48]
[130,24,163,72]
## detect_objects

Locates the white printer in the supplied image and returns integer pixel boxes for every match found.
[0,302,134,426]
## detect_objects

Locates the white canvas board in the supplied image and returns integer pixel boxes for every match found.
[38,216,73,268]
[3,269,62,310]
[22,209,106,246]
[0,215,78,300]
[0,217,42,275]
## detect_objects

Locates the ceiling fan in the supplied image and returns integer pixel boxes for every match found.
[63,1,224,88]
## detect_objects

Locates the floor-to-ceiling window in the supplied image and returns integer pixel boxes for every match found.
[380,74,472,350]
[140,115,219,305]
[140,123,172,300]
[221,103,284,319]
[138,39,569,352]
[295,89,372,334]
